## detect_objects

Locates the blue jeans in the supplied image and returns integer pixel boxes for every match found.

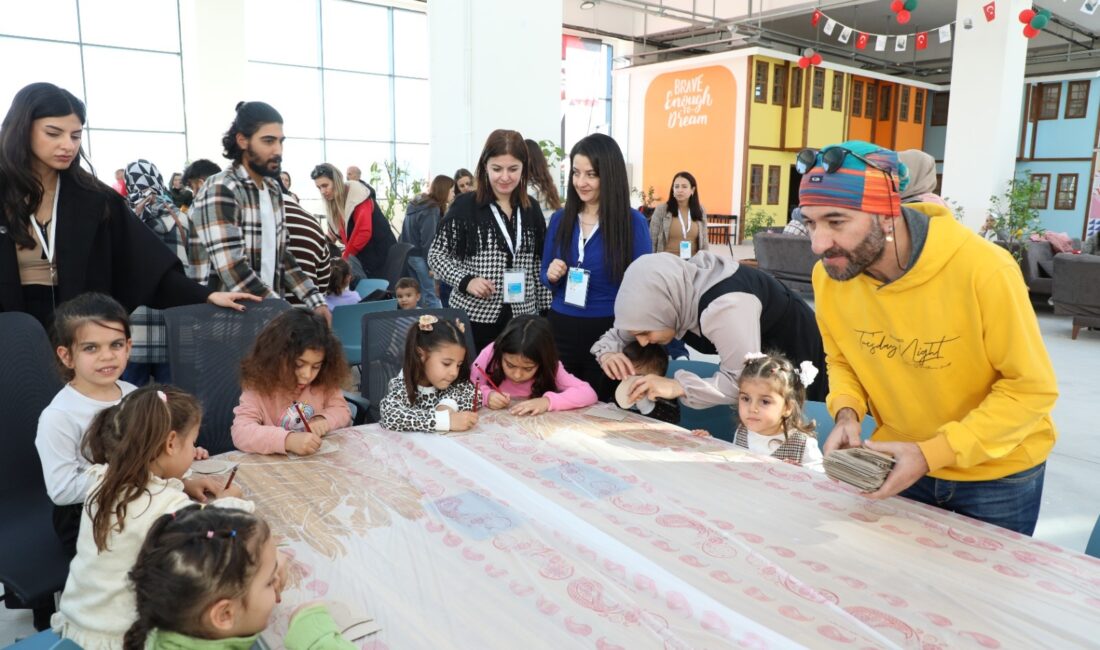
[407,255,442,308]
[122,361,172,386]
[900,463,1046,536]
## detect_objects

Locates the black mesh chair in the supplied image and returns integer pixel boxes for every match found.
[360,308,474,423]
[163,300,293,454]
[0,313,68,620]
[380,242,413,291]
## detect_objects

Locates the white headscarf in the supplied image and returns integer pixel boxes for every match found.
[612,251,739,337]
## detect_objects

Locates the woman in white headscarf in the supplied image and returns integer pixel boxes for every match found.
[897,149,948,207]
[591,251,827,407]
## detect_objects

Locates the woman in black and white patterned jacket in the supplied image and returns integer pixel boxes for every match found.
[428,129,552,351]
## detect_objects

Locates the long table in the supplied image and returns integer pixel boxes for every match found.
[227,407,1100,649]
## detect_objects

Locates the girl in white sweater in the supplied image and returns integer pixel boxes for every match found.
[52,386,252,650]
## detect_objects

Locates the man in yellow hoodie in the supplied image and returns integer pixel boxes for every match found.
[798,141,1057,536]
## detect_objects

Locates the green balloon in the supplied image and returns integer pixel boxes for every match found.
[903,0,918,10]
[1031,14,1049,29]
[1039,8,1052,18]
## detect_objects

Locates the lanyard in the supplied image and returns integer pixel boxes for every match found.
[577,220,599,266]
[677,209,690,239]
[489,203,522,256]
[31,175,60,267]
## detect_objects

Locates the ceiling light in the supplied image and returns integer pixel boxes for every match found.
[580,1,596,9]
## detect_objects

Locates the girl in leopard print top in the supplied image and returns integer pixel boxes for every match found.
[380,315,479,433]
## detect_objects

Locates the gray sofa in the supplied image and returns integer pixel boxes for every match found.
[752,232,815,295]
[1052,252,1100,339]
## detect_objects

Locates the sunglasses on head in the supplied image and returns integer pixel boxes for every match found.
[796,147,898,194]
[309,165,327,180]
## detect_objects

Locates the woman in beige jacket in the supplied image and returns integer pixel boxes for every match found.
[649,171,709,258]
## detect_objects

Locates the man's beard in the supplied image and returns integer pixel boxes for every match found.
[820,218,887,281]
[245,146,282,179]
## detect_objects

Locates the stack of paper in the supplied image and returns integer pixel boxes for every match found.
[823,448,896,491]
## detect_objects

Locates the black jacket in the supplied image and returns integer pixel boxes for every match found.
[0,177,211,321]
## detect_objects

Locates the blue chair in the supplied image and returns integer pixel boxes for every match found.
[666,359,737,442]
[1086,515,1100,559]
[802,400,877,441]
[355,278,389,300]
[333,300,398,366]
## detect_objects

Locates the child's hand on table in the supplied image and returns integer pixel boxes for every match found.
[690,429,711,437]
[181,475,222,502]
[308,415,331,436]
[286,431,322,456]
[487,391,511,410]
[510,397,550,416]
[450,410,479,432]
[193,446,209,460]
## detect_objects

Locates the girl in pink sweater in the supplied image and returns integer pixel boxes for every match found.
[471,315,597,416]
[232,309,351,456]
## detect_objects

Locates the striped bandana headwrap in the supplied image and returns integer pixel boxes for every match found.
[798,141,903,217]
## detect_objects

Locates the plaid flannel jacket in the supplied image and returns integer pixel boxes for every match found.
[192,163,323,309]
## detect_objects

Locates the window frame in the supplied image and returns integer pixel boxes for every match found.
[899,86,910,122]
[749,164,764,204]
[789,67,803,108]
[851,80,864,117]
[1030,173,1051,209]
[879,85,892,121]
[914,89,925,124]
[1055,173,1078,210]
[771,64,787,106]
[766,165,781,205]
[811,67,825,109]
[865,84,877,120]
[830,71,844,112]
[930,92,949,126]
[1036,83,1061,120]
[1065,80,1089,119]
[754,60,769,104]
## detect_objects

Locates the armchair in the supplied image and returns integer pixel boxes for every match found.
[1052,253,1100,339]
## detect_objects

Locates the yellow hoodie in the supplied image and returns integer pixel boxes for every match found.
[813,204,1058,481]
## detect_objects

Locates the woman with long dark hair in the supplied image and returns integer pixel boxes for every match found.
[401,174,454,308]
[429,129,551,350]
[540,133,651,400]
[525,138,562,214]
[650,171,708,257]
[0,82,254,328]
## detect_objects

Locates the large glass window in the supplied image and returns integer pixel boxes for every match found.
[246,0,429,203]
[0,1,186,186]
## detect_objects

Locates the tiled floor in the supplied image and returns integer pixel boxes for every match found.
[3,249,1097,646]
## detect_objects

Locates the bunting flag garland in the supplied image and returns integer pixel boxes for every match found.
[984,1,997,21]
[1085,1,1099,17]
[808,9,964,54]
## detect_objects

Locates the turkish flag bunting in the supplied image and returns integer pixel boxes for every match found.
[811,9,822,26]
[856,32,869,49]
[916,32,928,50]
[983,1,996,21]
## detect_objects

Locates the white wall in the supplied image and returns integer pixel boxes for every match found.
[428,0,563,176]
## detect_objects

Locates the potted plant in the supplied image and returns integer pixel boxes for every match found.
[741,203,775,241]
[982,175,1046,263]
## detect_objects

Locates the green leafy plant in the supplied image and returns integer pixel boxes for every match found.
[630,185,661,209]
[983,175,1047,263]
[741,203,775,241]
[538,139,567,197]
[368,160,424,224]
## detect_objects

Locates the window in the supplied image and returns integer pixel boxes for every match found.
[1055,174,1078,210]
[851,80,864,117]
[914,89,925,124]
[811,68,825,109]
[865,84,877,119]
[899,86,911,122]
[790,67,803,108]
[0,0,187,188]
[879,86,892,121]
[1030,174,1051,209]
[771,65,787,105]
[831,71,844,111]
[767,166,781,204]
[246,1,430,203]
[749,165,764,204]
[931,92,949,126]
[754,60,768,103]
[1065,81,1089,119]
[1036,83,1061,120]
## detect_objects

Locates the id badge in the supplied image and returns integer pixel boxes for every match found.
[679,240,692,260]
[564,267,591,308]
[503,269,526,304]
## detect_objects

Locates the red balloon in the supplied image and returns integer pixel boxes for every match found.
[1023,24,1040,38]
[897,9,911,24]
[1019,9,1036,24]
[890,0,904,12]
[811,53,823,65]
[798,57,810,69]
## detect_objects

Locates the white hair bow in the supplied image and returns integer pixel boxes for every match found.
[798,360,819,387]
[743,352,767,362]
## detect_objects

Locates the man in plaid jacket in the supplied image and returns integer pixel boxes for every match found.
[193,101,329,321]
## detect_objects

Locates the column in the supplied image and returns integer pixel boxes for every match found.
[939,0,1030,231]
[428,0,563,175]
